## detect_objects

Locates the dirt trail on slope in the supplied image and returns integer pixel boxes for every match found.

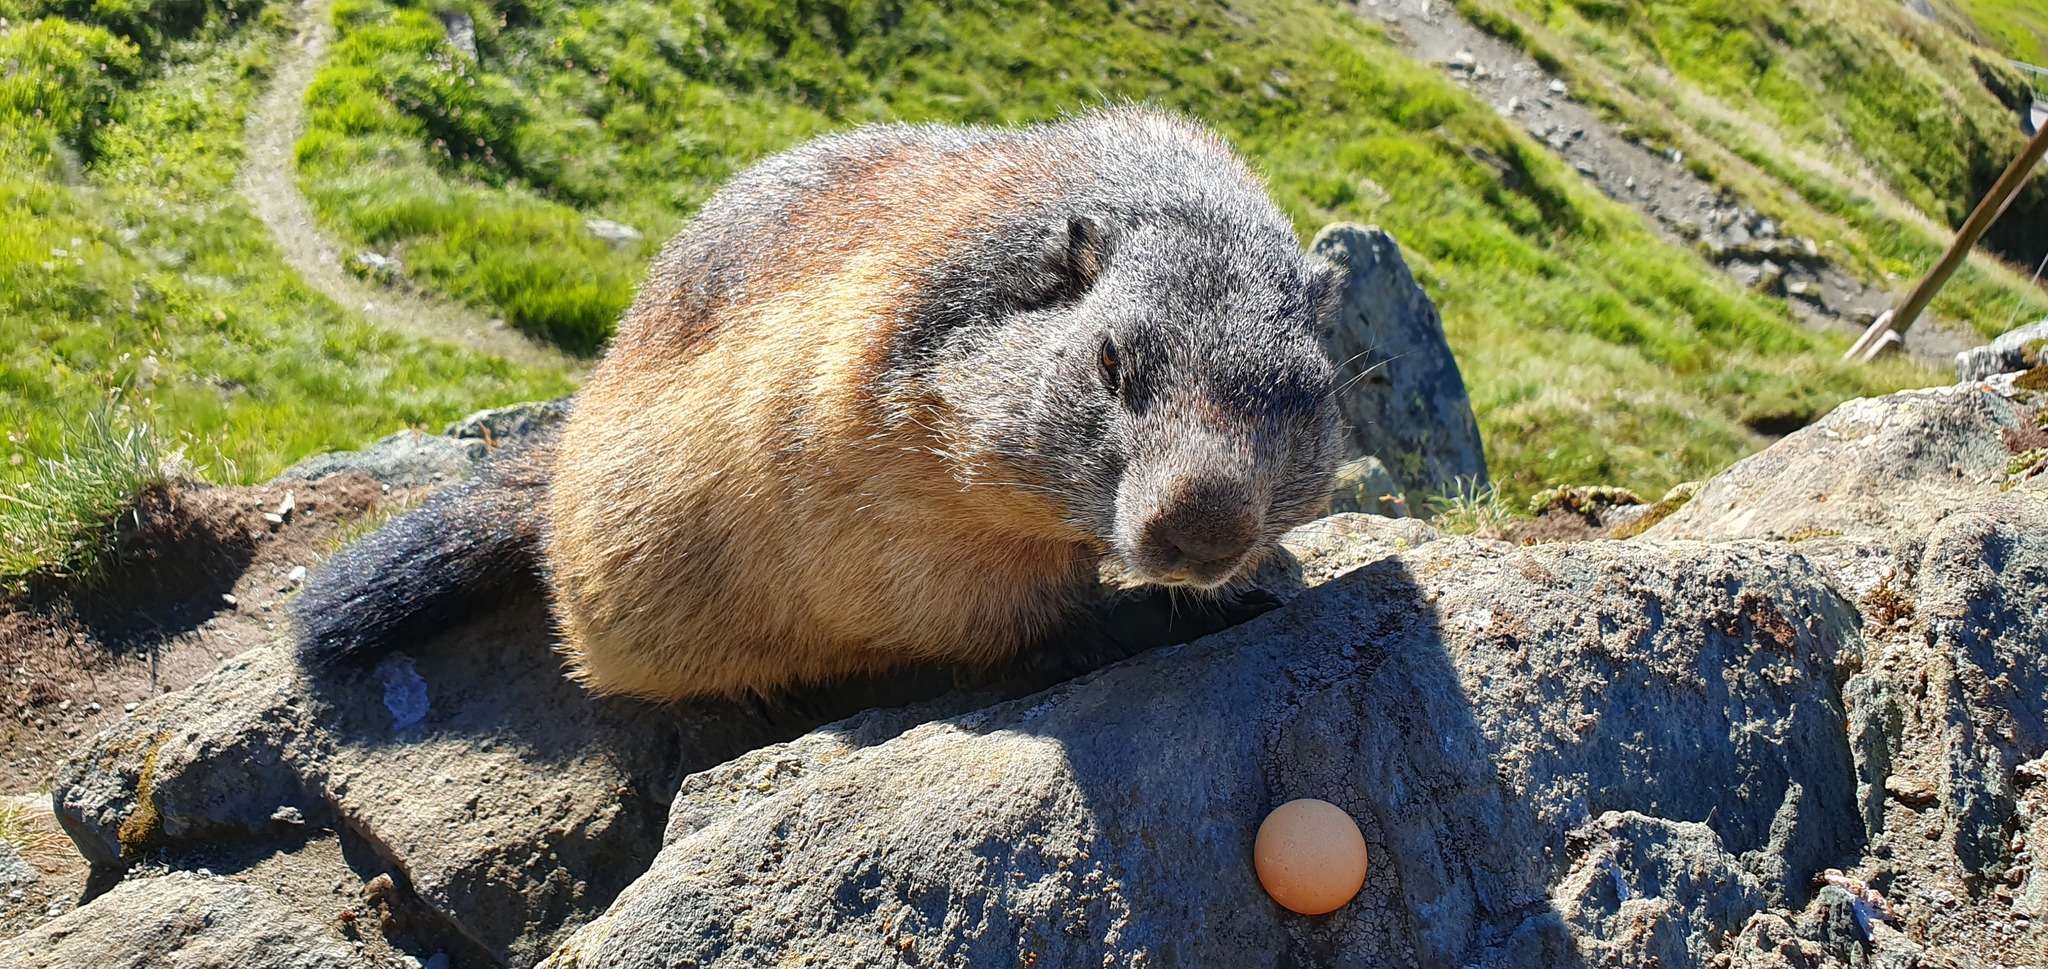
[1361,0,1977,369]
[239,0,581,373]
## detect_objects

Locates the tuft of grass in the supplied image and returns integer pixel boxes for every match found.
[1428,479,1519,539]
[0,410,178,586]
[0,798,63,858]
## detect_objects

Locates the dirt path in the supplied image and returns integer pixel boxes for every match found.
[239,0,581,373]
[1362,0,1976,368]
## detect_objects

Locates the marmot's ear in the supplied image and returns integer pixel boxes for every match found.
[1004,214,1111,311]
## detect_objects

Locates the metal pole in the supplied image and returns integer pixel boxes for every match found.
[1847,120,2048,361]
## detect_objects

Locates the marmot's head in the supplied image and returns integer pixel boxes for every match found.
[901,114,1343,590]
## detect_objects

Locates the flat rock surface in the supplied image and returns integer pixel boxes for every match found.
[275,429,485,490]
[0,871,357,969]
[1642,381,2039,542]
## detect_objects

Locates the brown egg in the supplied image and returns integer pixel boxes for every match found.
[1253,798,1368,915]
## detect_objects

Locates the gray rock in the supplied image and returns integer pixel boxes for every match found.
[270,397,569,491]
[2019,755,2048,921]
[1270,512,1438,591]
[0,843,34,887]
[1552,812,1767,968]
[350,251,401,281]
[442,396,573,444]
[1642,382,2032,541]
[543,537,1863,968]
[583,218,643,247]
[1310,224,1489,509]
[0,872,356,969]
[1912,492,2048,881]
[435,10,477,61]
[273,429,485,489]
[1325,454,1409,517]
[51,600,813,966]
[1729,912,1826,968]
[1956,317,2048,381]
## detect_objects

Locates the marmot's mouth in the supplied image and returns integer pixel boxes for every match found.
[1117,542,1258,591]
[1153,559,1246,590]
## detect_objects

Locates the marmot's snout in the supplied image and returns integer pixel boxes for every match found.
[1133,476,1264,588]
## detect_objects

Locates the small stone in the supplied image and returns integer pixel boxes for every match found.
[263,512,284,525]
[287,565,308,586]
[351,252,401,281]
[123,702,137,713]
[1886,775,1939,810]
[0,844,43,887]
[1548,78,1568,95]
[364,872,397,905]
[585,218,643,247]
[221,593,238,607]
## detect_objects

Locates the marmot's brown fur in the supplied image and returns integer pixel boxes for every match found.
[294,108,1344,701]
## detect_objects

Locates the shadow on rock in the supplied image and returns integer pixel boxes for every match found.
[552,534,1869,968]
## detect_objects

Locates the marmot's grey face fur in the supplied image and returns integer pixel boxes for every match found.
[911,136,1343,591]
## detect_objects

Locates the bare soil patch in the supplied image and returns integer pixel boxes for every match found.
[0,473,394,939]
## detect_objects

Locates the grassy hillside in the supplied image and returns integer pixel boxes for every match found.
[0,3,575,487]
[294,0,1938,506]
[1456,0,2048,338]
[0,0,575,579]
[1947,0,2048,63]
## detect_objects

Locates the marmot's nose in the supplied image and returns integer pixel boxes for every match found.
[1139,479,1261,582]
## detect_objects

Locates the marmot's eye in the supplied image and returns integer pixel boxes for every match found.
[1099,336,1121,392]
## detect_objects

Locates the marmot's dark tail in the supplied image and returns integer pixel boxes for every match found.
[290,434,556,665]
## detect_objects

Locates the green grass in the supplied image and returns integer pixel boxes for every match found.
[1457,0,2048,340]
[294,0,1939,505]
[1428,479,1517,538]
[0,1,575,514]
[1945,0,2048,63]
[0,797,62,857]
[0,411,173,585]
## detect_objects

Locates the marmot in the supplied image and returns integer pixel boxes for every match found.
[292,108,1344,701]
